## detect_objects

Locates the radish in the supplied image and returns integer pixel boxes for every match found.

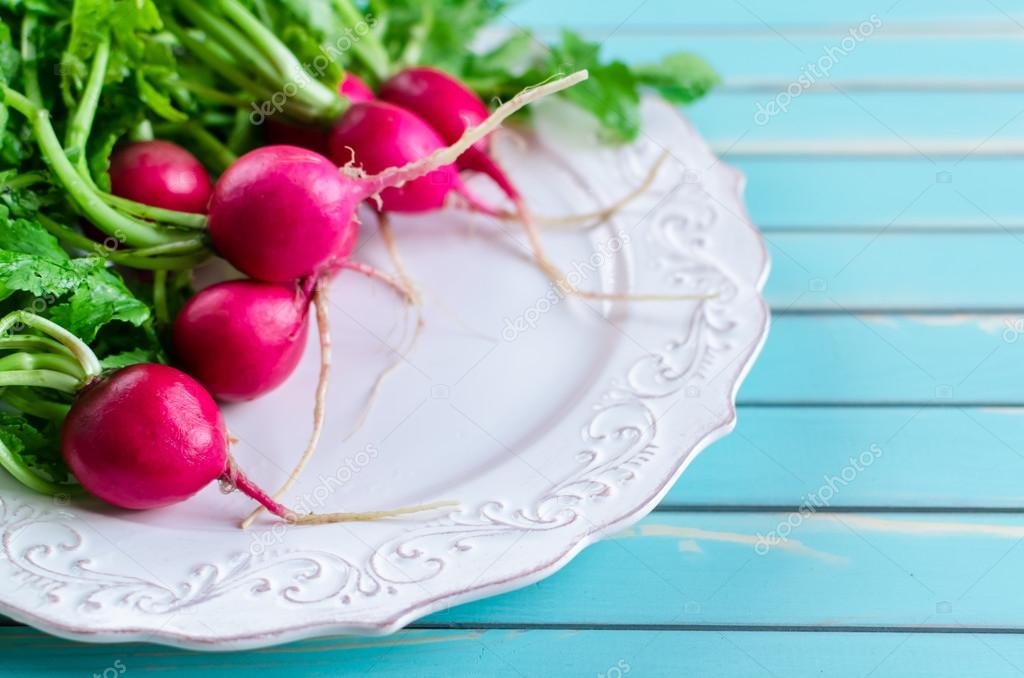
[61,363,451,522]
[108,140,213,214]
[339,72,375,104]
[0,311,451,523]
[327,101,473,213]
[378,66,657,228]
[369,67,688,302]
[172,279,311,402]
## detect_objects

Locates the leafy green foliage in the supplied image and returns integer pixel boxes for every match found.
[460,29,719,142]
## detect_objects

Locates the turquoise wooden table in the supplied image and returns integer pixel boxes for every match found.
[8,1,1024,675]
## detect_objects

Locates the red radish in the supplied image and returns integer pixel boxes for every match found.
[60,362,452,522]
[378,67,508,194]
[263,73,376,152]
[208,68,586,285]
[207,145,361,283]
[338,72,375,104]
[173,280,311,402]
[109,140,213,214]
[328,101,473,213]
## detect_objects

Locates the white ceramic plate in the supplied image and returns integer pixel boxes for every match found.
[0,97,769,650]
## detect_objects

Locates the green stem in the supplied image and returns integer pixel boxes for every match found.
[37,215,212,270]
[153,271,169,325]
[99,192,207,230]
[1,88,191,248]
[174,79,254,109]
[0,437,72,497]
[218,0,343,113]
[0,352,85,378]
[0,336,74,357]
[0,312,102,379]
[65,34,110,158]
[129,119,155,142]
[153,121,237,174]
[165,19,279,103]
[0,171,48,192]
[398,3,433,69]
[330,0,391,80]
[1,388,71,420]
[19,15,43,106]
[226,109,254,155]
[0,370,81,393]
[175,0,283,86]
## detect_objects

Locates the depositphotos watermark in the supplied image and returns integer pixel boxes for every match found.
[501,232,630,342]
[754,15,882,126]
[754,443,883,555]
[249,14,378,125]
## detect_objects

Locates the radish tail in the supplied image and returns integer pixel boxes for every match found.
[226,458,456,526]
[338,260,418,306]
[351,70,590,200]
[532,150,671,228]
[509,197,713,303]
[239,281,331,529]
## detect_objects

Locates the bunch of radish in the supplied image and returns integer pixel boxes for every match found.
[2,31,588,524]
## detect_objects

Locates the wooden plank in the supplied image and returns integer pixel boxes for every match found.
[740,315,1023,404]
[507,0,1024,30]
[596,36,1024,84]
[663,406,1024,509]
[6,627,1024,678]
[689,92,1024,150]
[721,158,1024,228]
[760,234,1024,309]
[425,511,1024,627]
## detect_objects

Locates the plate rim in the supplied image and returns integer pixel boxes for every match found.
[0,99,771,650]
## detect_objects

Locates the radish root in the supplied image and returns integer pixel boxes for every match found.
[350,70,590,197]
[530,150,670,229]
[239,281,331,529]
[342,214,426,442]
[226,455,456,526]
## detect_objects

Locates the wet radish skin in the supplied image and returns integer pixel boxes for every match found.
[173,280,311,402]
[61,364,229,510]
[109,140,213,213]
[207,145,362,282]
[328,101,459,213]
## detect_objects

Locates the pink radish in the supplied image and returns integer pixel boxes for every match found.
[338,72,375,104]
[172,280,312,402]
[346,70,688,302]
[109,140,213,214]
[378,68,509,196]
[208,70,588,285]
[206,145,361,283]
[60,362,450,522]
[327,101,474,213]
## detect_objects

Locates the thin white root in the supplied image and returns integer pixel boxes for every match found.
[287,499,459,525]
[512,197,714,303]
[533,150,670,229]
[240,283,332,530]
[342,214,426,442]
[352,70,590,196]
[340,259,419,306]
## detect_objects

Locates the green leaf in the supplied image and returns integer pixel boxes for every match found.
[0,412,73,494]
[48,263,151,341]
[0,216,69,259]
[99,346,156,370]
[633,52,720,104]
